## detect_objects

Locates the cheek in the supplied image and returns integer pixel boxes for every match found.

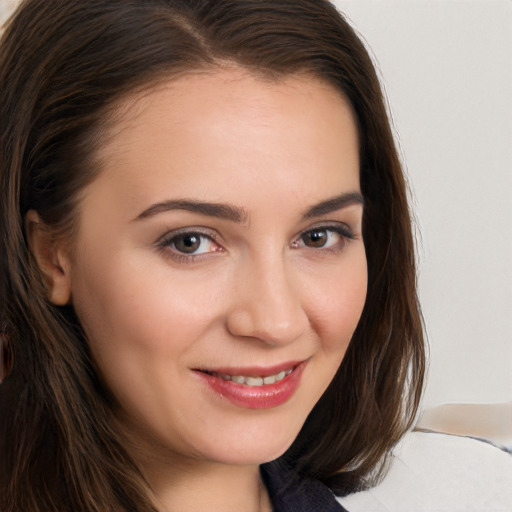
[71,252,238,417]
[307,254,368,353]
[74,248,217,340]
[70,258,222,422]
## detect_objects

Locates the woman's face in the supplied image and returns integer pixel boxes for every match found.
[66,69,367,466]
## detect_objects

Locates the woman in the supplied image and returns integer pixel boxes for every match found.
[0,1,425,510]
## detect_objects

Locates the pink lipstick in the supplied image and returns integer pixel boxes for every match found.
[194,360,306,409]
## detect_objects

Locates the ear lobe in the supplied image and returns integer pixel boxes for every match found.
[25,210,72,305]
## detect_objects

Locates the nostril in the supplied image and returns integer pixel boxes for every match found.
[226,306,308,346]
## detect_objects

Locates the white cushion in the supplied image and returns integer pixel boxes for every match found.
[337,431,512,512]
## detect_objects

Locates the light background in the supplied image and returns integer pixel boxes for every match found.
[0,0,17,27]
[336,0,512,409]
[1,0,511,410]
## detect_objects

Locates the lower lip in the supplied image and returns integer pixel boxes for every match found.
[195,362,306,409]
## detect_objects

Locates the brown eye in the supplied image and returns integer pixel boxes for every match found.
[301,229,329,248]
[295,225,354,251]
[157,229,221,260]
[172,233,203,254]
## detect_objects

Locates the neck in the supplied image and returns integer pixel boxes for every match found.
[148,458,272,512]
[120,422,272,512]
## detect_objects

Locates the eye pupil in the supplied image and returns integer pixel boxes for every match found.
[304,229,327,247]
[175,234,201,253]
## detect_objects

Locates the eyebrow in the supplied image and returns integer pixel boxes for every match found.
[134,191,364,223]
[134,199,249,223]
[301,191,364,219]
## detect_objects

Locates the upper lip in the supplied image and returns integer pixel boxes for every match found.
[194,360,305,377]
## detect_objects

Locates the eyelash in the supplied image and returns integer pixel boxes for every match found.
[155,223,355,263]
[293,224,355,251]
[156,227,222,263]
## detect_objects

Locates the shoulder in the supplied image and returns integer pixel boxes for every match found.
[337,431,512,512]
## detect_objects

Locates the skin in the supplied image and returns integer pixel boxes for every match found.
[28,68,367,511]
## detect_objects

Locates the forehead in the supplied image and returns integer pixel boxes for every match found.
[87,68,360,217]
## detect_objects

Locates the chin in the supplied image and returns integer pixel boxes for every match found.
[204,439,294,466]
[187,419,303,466]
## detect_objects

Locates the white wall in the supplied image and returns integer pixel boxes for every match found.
[336,0,512,408]
[0,0,18,33]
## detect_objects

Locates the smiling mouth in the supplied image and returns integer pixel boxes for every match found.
[195,361,306,409]
[202,368,294,387]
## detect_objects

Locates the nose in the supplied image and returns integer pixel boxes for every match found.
[225,254,309,346]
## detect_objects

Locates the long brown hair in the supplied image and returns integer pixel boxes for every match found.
[0,0,425,510]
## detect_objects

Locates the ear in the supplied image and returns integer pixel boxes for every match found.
[25,210,72,305]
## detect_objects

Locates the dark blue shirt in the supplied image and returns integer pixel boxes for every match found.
[260,460,348,512]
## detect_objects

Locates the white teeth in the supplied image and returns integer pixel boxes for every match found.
[263,375,276,385]
[276,371,286,381]
[246,376,264,386]
[211,368,293,386]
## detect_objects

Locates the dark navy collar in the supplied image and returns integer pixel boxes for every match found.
[260,459,348,512]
